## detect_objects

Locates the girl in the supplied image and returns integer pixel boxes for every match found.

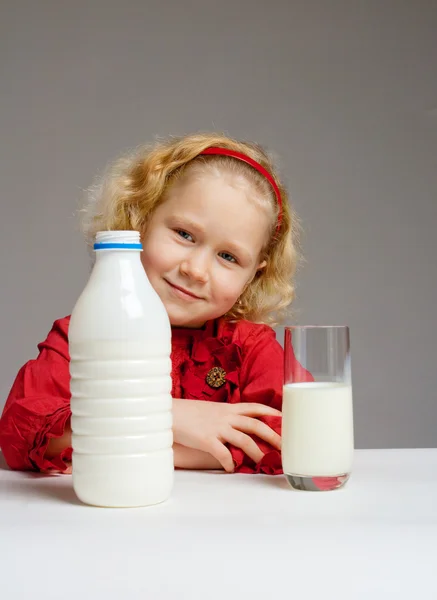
[0,132,310,475]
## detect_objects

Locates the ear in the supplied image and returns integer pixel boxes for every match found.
[257,260,267,272]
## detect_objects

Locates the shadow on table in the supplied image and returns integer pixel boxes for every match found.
[260,475,291,491]
[0,451,83,506]
[6,474,83,506]
[5,476,83,506]
[27,473,84,506]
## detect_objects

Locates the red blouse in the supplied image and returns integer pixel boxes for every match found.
[0,316,310,475]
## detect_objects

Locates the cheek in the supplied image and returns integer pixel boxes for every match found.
[141,230,180,276]
[214,272,247,304]
[140,245,164,277]
[140,249,152,271]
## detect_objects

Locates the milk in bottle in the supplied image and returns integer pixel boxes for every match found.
[69,231,173,507]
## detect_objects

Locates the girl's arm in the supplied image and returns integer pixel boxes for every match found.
[0,316,223,473]
[0,317,72,471]
[45,418,72,459]
[45,415,224,471]
[1,317,293,475]
[173,443,223,470]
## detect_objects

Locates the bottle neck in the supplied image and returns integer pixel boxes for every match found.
[93,230,144,267]
[95,231,141,245]
[91,246,146,284]
[93,231,142,256]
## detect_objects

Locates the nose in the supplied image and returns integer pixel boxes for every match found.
[179,249,210,283]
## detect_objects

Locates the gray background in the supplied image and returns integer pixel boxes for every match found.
[1,0,436,448]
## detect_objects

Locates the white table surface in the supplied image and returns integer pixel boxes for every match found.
[1,449,436,600]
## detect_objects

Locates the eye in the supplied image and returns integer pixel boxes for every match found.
[176,230,194,242]
[219,252,237,263]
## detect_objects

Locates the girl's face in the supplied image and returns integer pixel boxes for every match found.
[141,174,271,328]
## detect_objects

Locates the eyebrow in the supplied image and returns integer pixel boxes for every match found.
[170,216,205,234]
[169,215,254,263]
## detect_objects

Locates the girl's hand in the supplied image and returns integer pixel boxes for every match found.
[172,398,282,472]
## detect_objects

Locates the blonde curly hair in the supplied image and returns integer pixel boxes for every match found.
[81,132,301,325]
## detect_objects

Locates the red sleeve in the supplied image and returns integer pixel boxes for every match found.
[228,325,312,475]
[0,317,72,472]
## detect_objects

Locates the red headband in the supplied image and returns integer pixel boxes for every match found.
[199,146,283,235]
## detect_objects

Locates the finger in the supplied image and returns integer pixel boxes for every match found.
[231,415,282,451]
[224,428,264,465]
[208,439,235,473]
[233,403,282,418]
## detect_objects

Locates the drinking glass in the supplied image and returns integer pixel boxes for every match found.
[282,326,354,491]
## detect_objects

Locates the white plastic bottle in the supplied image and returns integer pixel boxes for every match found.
[69,231,173,507]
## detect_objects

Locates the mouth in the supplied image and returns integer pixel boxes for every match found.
[164,280,203,301]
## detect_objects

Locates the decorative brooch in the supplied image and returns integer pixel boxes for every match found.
[206,366,227,388]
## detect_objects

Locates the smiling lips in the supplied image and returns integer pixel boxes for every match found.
[165,280,203,301]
